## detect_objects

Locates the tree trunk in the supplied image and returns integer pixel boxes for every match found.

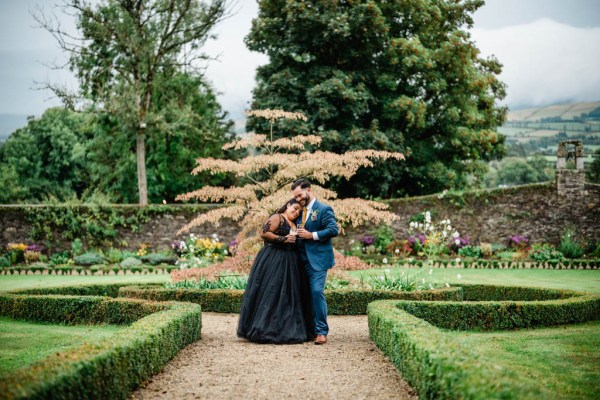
[136,130,148,205]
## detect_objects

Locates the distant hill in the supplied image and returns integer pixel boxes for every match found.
[500,101,600,163]
[507,101,600,122]
[0,114,28,145]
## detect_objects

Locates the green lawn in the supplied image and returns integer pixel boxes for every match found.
[351,267,600,294]
[445,321,600,399]
[0,317,125,377]
[0,273,169,292]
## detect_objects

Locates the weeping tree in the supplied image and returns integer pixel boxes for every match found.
[36,0,230,204]
[246,0,507,198]
[174,109,404,276]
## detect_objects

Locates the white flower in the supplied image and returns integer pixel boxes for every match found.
[429,225,434,231]
[445,282,450,287]
[395,248,400,254]
[452,231,460,238]
[425,211,431,222]
[429,284,434,290]
[379,276,385,281]
[447,226,452,231]
[385,269,390,273]
[443,231,447,238]
[211,233,218,239]
[455,239,460,245]
[223,250,228,255]
[421,278,426,283]
[455,257,461,263]
[409,221,416,228]
[456,274,462,280]
[383,258,388,264]
[350,239,355,244]
[429,269,433,275]
[408,257,414,263]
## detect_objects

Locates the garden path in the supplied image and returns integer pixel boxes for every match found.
[130,313,416,400]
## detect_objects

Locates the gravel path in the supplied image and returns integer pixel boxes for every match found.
[131,313,417,400]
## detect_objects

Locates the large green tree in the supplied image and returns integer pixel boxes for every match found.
[37,0,229,204]
[0,108,92,203]
[246,0,507,198]
[87,72,234,203]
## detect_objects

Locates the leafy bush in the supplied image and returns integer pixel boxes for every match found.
[0,256,11,268]
[140,253,178,265]
[71,238,84,256]
[530,243,565,262]
[458,245,483,259]
[49,251,70,265]
[166,275,248,290]
[73,252,106,266]
[374,224,394,254]
[368,271,433,291]
[557,229,585,259]
[120,257,142,268]
[105,248,125,263]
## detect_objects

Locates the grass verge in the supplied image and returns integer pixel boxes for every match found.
[0,317,124,378]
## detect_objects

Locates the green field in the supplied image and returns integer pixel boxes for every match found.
[0,317,125,377]
[446,321,600,399]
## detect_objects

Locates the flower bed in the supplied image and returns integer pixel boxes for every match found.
[0,293,201,399]
[368,284,600,399]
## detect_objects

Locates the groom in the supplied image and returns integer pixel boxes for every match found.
[292,178,339,345]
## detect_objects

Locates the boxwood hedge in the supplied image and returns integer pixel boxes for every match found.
[368,284,600,399]
[119,286,463,315]
[0,293,201,400]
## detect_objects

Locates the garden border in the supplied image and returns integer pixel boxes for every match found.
[367,284,600,399]
[0,293,201,400]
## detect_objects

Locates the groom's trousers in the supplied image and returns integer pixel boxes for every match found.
[299,252,329,336]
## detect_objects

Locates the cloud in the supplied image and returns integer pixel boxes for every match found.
[471,18,600,109]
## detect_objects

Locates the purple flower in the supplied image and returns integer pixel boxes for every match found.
[408,235,426,245]
[449,236,470,253]
[360,235,375,246]
[25,244,44,253]
[508,235,530,250]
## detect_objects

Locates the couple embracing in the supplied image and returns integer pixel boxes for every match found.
[237,178,338,345]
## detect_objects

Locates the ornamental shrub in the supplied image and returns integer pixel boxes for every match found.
[458,245,483,259]
[530,243,565,262]
[140,253,178,265]
[557,229,585,259]
[73,252,105,266]
[120,257,142,268]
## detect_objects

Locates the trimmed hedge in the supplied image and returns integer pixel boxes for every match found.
[368,285,600,399]
[458,283,576,301]
[0,294,201,400]
[368,301,541,399]
[397,295,600,331]
[10,283,162,298]
[119,286,463,315]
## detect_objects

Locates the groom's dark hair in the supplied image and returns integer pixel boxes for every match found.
[291,178,311,190]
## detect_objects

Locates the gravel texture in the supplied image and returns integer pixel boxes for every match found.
[131,313,417,400]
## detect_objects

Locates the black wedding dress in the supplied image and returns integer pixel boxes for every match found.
[237,215,314,344]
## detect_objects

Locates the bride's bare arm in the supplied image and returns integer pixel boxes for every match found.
[260,214,295,244]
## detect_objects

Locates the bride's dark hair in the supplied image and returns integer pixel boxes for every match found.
[276,198,299,214]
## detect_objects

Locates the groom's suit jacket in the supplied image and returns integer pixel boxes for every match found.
[297,199,339,271]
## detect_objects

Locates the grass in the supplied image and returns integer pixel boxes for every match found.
[445,321,600,399]
[0,317,125,377]
[0,274,169,292]
[350,267,600,294]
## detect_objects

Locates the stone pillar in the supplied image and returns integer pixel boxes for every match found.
[556,140,585,196]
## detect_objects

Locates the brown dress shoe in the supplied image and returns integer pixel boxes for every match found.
[314,335,327,345]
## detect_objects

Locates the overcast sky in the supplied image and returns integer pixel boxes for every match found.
[1,0,599,119]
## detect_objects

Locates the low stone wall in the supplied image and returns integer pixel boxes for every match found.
[1,183,599,252]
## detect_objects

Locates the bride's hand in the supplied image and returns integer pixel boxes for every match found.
[284,234,297,243]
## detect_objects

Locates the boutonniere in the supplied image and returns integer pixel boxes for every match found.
[310,210,319,222]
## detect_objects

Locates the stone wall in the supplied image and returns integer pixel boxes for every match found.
[1,183,599,252]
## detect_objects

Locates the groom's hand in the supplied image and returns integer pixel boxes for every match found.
[296,228,312,240]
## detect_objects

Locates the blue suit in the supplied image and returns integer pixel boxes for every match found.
[296,200,338,335]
